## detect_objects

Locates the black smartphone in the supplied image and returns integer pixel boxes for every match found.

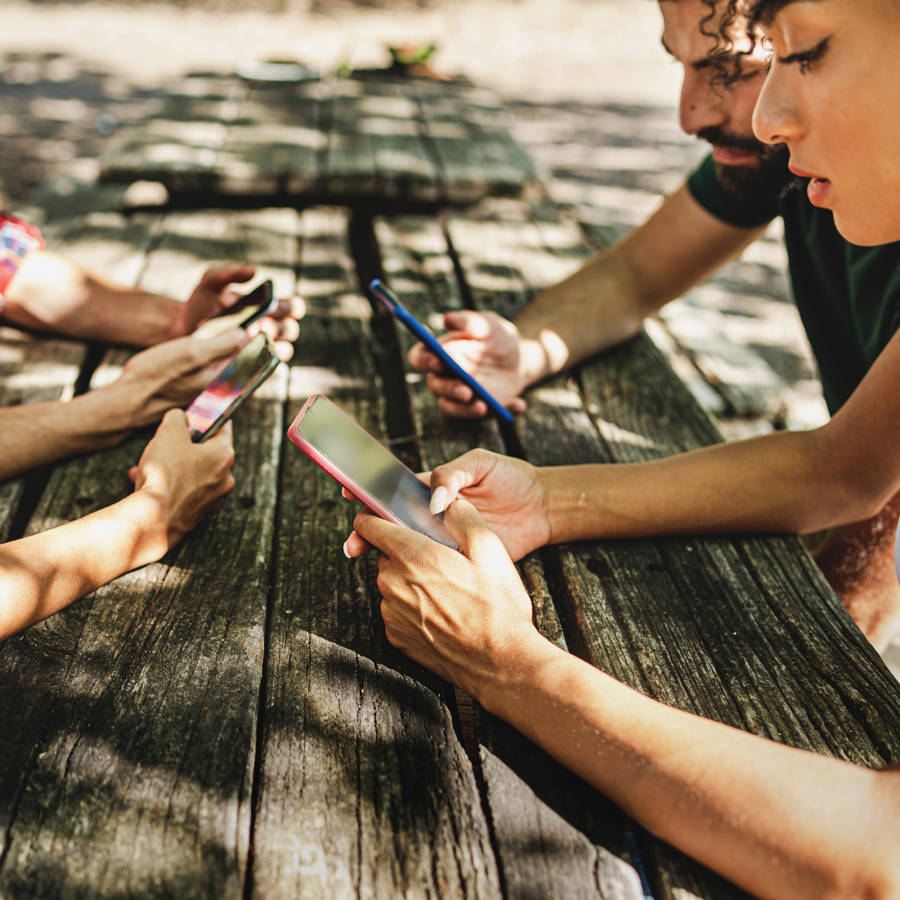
[193,279,277,340]
[186,332,281,442]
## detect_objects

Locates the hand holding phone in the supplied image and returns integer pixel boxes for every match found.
[367,278,514,423]
[288,394,458,548]
[186,331,281,442]
[193,279,278,340]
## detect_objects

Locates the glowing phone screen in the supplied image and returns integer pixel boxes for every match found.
[186,332,279,441]
[290,395,457,548]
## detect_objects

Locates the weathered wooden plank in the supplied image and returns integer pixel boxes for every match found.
[352,79,442,204]
[98,73,541,206]
[373,214,647,898]
[447,204,900,898]
[212,79,323,197]
[99,74,241,194]
[0,207,300,898]
[251,207,501,899]
[320,79,379,200]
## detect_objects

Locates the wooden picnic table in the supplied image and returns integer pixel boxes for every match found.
[1,194,899,900]
[97,71,543,208]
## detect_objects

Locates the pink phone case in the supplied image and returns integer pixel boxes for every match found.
[287,393,413,528]
[287,394,459,549]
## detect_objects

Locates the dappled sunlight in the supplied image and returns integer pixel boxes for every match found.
[0,364,80,395]
[288,367,369,396]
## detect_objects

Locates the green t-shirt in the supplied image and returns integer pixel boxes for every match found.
[687,154,900,413]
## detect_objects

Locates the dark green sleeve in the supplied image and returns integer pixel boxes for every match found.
[686,154,778,228]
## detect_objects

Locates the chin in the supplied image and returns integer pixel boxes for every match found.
[833,211,900,247]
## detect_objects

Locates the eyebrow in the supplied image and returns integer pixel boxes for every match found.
[660,37,712,70]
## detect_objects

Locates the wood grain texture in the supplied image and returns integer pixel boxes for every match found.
[99,74,541,207]
[250,207,500,899]
[374,214,647,899]
[0,207,299,899]
[444,202,900,900]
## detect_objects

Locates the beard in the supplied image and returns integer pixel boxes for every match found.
[697,126,792,204]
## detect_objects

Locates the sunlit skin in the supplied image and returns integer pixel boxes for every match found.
[338,1,900,896]
[0,410,234,641]
[0,258,303,482]
[408,0,776,420]
[660,0,769,166]
[752,0,900,245]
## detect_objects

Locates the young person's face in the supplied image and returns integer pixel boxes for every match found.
[659,0,788,198]
[753,0,900,245]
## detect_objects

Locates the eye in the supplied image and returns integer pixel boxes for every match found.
[778,36,831,75]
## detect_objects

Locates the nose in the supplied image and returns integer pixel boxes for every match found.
[753,66,800,145]
[678,69,725,136]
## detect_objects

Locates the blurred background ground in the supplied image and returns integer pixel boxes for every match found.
[1,0,896,675]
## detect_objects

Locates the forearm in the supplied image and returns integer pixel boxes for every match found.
[541,426,864,543]
[513,186,763,385]
[0,384,140,481]
[513,247,650,382]
[0,489,169,639]
[478,636,900,900]
[3,251,180,346]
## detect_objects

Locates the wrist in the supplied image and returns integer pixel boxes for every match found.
[537,466,598,544]
[475,628,568,719]
[87,382,145,439]
[518,330,569,385]
[115,489,173,567]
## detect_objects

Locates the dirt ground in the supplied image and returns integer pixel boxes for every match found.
[1,0,898,676]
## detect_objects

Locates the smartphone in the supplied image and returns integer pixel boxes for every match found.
[287,393,458,549]
[193,279,277,340]
[366,278,514,423]
[186,331,281,442]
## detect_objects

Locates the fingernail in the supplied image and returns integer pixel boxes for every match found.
[342,540,351,559]
[429,485,449,515]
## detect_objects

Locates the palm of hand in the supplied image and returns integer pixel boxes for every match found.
[442,319,525,400]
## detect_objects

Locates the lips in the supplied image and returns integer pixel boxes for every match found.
[789,165,832,207]
[711,145,760,166]
[806,177,832,207]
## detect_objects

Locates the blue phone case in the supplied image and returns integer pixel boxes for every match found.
[368,278,514,423]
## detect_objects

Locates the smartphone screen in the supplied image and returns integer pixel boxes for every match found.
[288,394,458,548]
[186,332,280,442]
[193,280,276,340]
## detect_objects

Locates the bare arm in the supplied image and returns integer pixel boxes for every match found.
[0,328,245,482]
[543,325,900,542]
[514,183,765,380]
[0,410,234,641]
[410,185,764,417]
[2,253,303,351]
[485,631,900,900]
[353,503,900,900]
[2,251,192,345]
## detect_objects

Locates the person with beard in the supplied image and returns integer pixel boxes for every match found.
[405,0,900,651]
[340,2,900,895]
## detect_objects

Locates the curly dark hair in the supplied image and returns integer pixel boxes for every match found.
[659,0,762,90]
[713,0,807,83]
